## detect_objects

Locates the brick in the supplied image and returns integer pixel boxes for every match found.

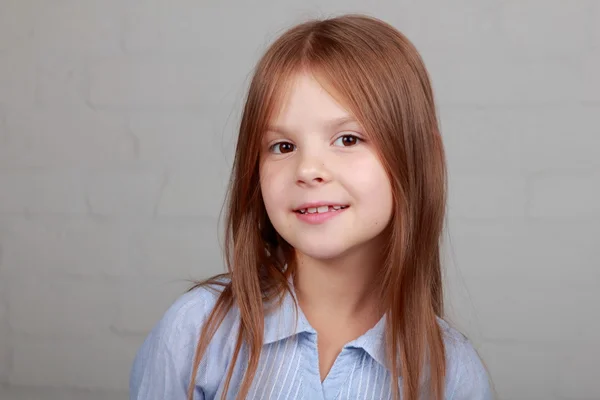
[428,58,581,106]
[529,173,600,218]
[0,47,36,107]
[111,278,190,335]
[85,169,163,216]
[8,275,118,338]
[0,296,10,383]
[558,344,600,399]
[0,170,87,214]
[593,2,600,51]
[446,219,600,288]
[89,57,226,109]
[0,294,7,325]
[128,218,225,278]
[442,105,600,174]
[157,171,228,218]
[123,2,272,57]
[519,106,600,173]
[35,54,89,108]
[128,112,229,169]
[0,216,131,277]
[0,108,6,141]
[30,0,122,57]
[447,173,527,218]
[1,109,135,168]
[479,342,560,399]
[439,107,523,173]
[403,1,502,60]
[0,0,34,52]
[10,335,141,391]
[467,276,599,343]
[582,55,600,103]
[500,0,589,59]
[0,339,10,384]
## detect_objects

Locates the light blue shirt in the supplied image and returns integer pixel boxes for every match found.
[130,281,492,399]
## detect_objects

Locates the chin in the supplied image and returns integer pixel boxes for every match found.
[291,240,354,262]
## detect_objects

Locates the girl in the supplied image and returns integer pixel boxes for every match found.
[130,13,492,400]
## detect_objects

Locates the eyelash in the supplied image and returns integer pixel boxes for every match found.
[269,134,363,154]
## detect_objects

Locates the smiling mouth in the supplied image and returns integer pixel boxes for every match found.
[294,205,349,214]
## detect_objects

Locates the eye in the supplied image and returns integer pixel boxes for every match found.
[333,134,362,147]
[270,141,296,154]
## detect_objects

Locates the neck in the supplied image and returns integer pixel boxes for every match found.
[292,247,384,323]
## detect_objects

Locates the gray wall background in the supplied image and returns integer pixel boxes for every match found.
[0,1,598,399]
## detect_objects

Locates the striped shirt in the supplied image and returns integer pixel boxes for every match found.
[130,281,492,399]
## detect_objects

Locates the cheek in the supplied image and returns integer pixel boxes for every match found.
[348,153,391,193]
[260,163,287,212]
[348,154,393,215]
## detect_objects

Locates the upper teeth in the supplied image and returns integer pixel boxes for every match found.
[298,205,345,214]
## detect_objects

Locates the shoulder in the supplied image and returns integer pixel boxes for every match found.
[438,319,494,400]
[130,278,239,397]
[156,282,223,340]
[134,281,226,360]
[131,277,238,375]
[152,277,239,354]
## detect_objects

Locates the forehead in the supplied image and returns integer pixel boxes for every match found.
[268,72,354,131]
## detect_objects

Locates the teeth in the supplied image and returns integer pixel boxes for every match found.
[298,205,347,214]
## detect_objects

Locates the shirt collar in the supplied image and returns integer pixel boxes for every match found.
[344,314,387,368]
[263,282,315,344]
[262,282,388,369]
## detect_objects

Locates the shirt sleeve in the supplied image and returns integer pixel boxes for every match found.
[448,339,494,400]
[129,290,208,400]
[129,334,203,400]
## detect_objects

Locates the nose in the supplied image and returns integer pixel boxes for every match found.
[295,150,331,187]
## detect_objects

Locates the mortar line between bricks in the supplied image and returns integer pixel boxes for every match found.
[152,170,170,218]
[0,271,14,382]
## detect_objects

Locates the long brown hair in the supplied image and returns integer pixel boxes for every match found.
[188,13,447,400]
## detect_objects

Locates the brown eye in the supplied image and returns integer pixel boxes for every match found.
[333,135,361,147]
[270,142,295,154]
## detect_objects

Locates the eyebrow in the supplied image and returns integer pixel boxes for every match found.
[266,116,360,135]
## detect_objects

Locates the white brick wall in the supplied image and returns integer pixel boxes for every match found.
[0,289,10,383]
[500,0,589,59]
[530,173,600,218]
[558,346,600,399]
[0,1,598,400]
[10,335,138,390]
[8,275,119,338]
[0,47,36,108]
[0,110,134,168]
[89,58,225,109]
[0,170,88,214]
[479,342,562,399]
[0,216,130,277]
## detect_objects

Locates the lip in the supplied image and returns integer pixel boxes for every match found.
[293,201,348,211]
[292,202,349,225]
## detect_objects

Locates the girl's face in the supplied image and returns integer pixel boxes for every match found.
[259,72,393,262]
